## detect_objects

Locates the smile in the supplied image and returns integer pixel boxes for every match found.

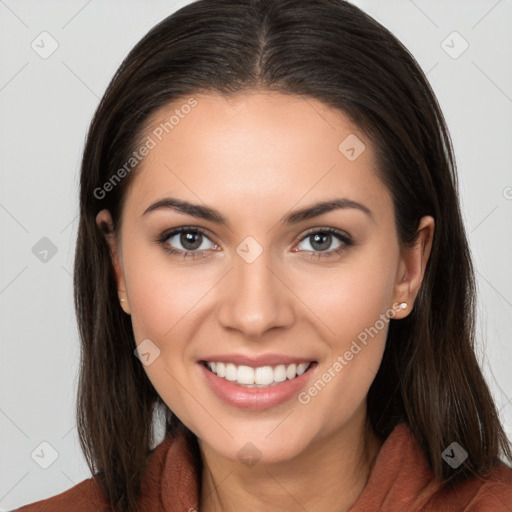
[203,361,313,387]
[198,358,318,410]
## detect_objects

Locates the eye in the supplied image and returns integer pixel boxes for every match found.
[157,226,353,260]
[294,227,353,259]
[158,226,219,259]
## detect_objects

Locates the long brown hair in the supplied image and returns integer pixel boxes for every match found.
[73,0,512,510]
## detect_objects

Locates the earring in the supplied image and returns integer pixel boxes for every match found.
[399,302,408,310]
[120,298,126,303]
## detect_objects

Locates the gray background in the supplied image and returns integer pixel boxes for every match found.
[1,0,511,509]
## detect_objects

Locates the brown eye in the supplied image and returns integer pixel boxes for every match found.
[294,228,353,259]
[158,227,219,258]
[178,230,203,251]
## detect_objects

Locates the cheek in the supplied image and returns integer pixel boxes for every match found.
[296,241,398,416]
[121,249,216,429]
[124,247,214,342]
[305,239,399,342]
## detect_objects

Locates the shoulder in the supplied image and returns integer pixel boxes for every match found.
[423,462,512,511]
[13,477,110,512]
[359,422,512,511]
[13,434,176,512]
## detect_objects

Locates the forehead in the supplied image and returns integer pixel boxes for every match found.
[123,91,390,221]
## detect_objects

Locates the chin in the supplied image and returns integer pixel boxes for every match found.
[196,421,316,466]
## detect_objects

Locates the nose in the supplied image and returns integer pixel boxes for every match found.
[216,249,295,339]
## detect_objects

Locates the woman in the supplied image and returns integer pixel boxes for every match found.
[16,0,512,511]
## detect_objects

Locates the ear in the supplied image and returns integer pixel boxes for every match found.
[96,209,131,315]
[392,215,435,319]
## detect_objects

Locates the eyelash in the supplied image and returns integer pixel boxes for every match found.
[156,226,353,260]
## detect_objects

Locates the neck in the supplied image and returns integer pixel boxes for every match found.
[198,410,383,512]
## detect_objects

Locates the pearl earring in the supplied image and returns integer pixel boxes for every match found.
[399,302,407,310]
[120,298,126,303]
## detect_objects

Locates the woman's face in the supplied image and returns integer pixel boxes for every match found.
[97,91,432,464]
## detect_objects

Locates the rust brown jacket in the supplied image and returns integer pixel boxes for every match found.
[15,423,512,511]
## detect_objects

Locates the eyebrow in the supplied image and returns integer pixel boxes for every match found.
[142,196,374,225]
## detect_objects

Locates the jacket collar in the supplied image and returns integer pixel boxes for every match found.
[159,422,441,511]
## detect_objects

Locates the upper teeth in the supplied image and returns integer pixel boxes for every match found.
[206,361,311,387]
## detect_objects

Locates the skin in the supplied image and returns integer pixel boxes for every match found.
[97,91,434,512]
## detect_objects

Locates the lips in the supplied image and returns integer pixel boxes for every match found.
[197,355,318,410]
